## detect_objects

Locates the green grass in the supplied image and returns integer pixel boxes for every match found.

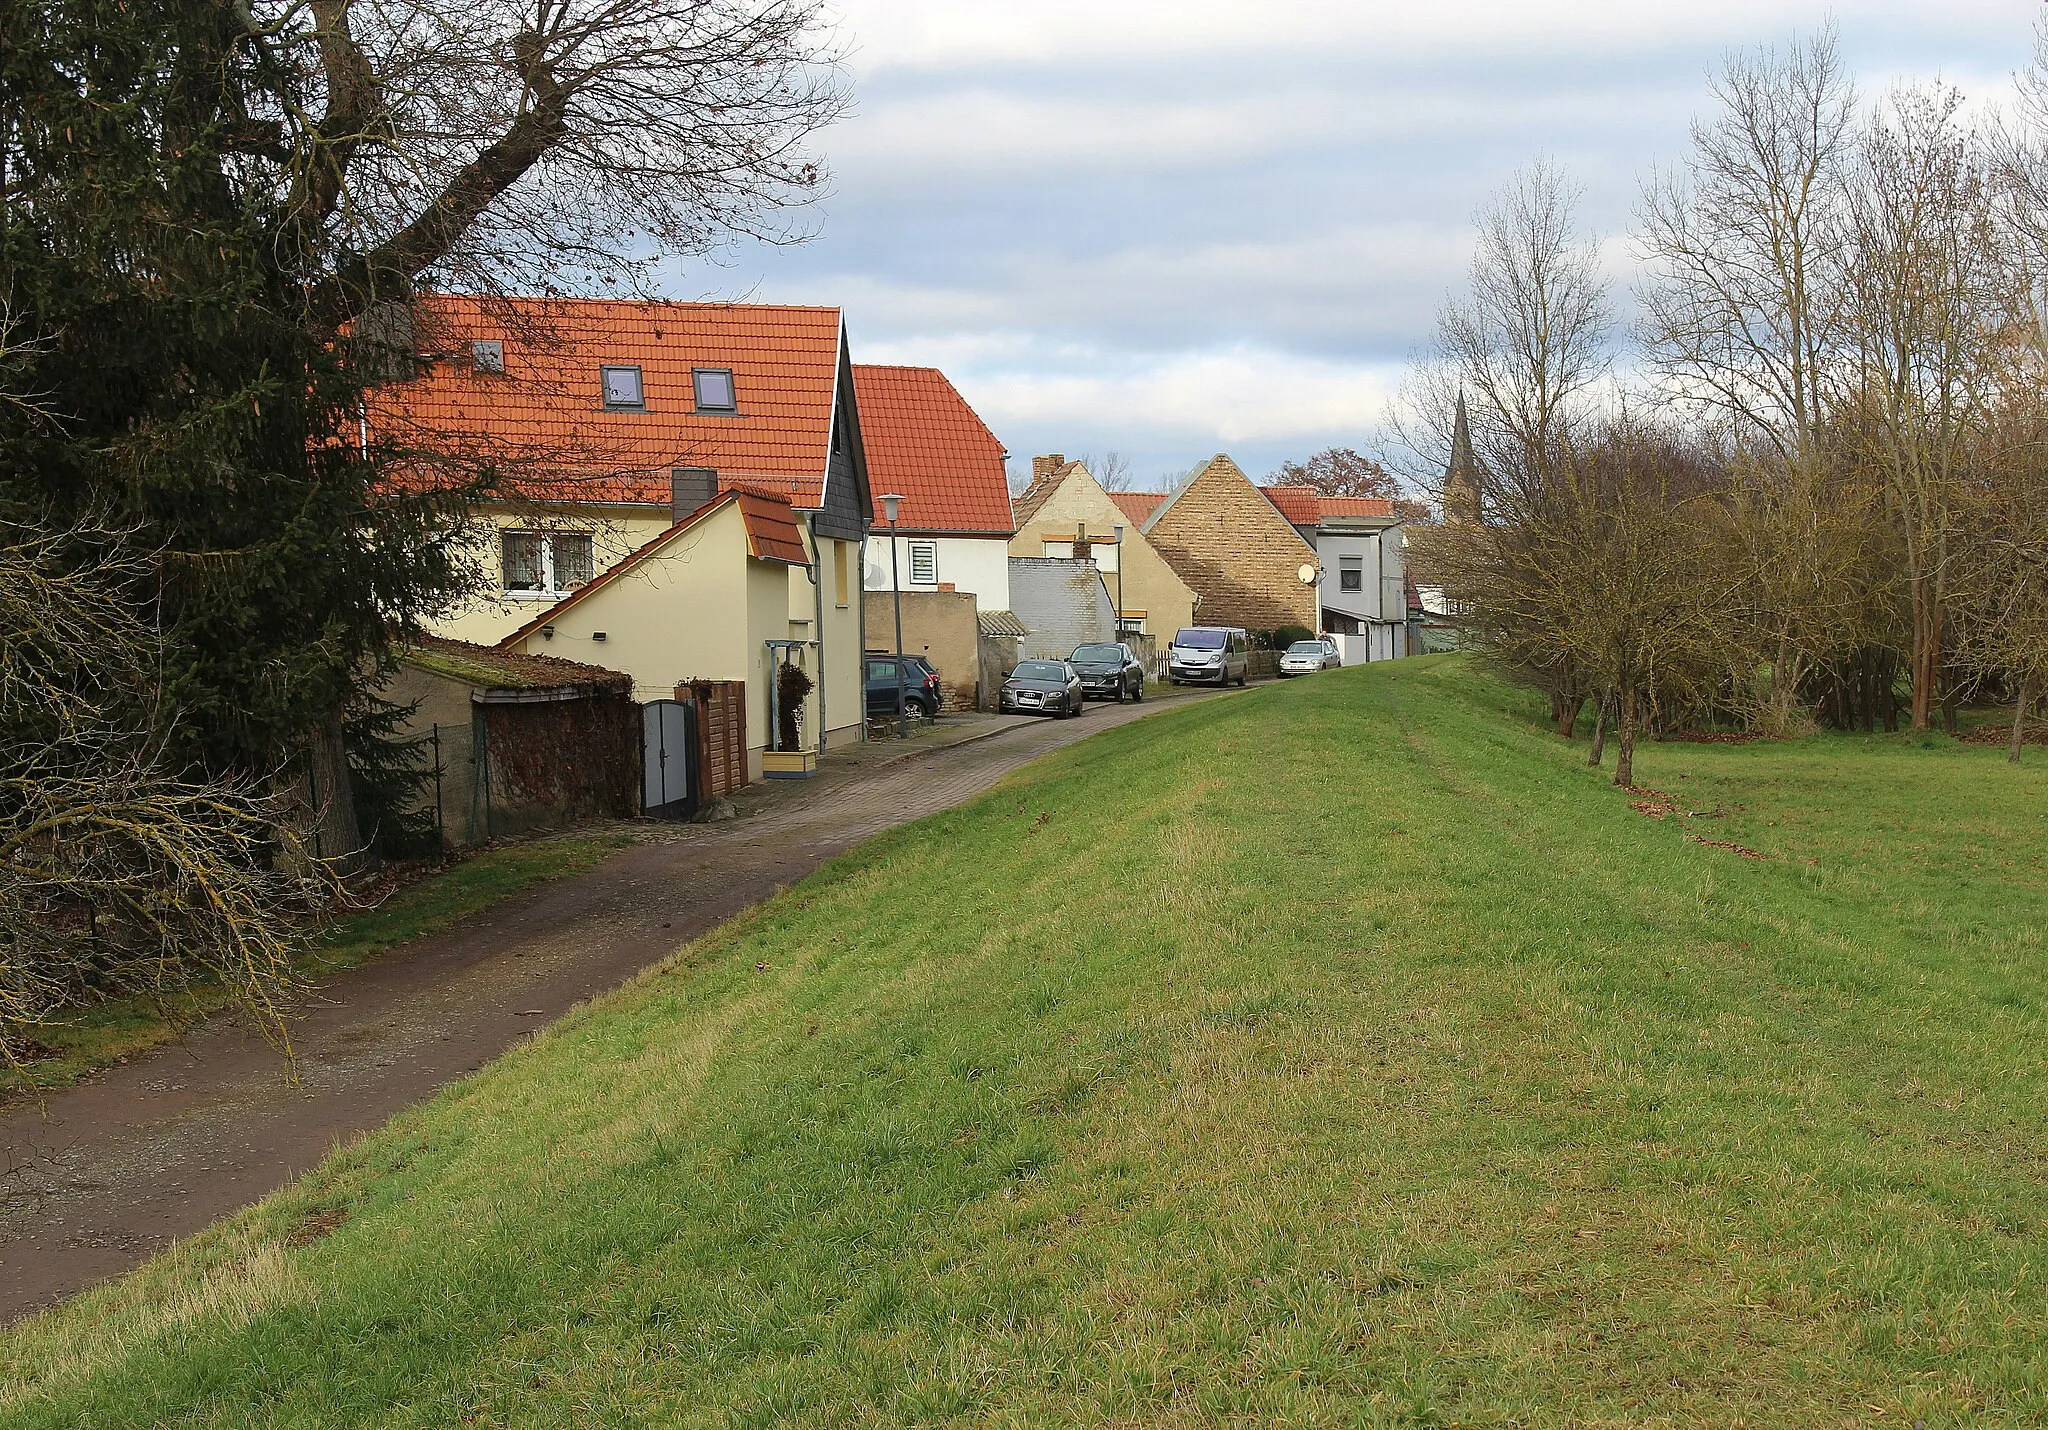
[8,656,2048,1425]
[2,832,633,1097]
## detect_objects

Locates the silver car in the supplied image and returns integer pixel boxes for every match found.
[1279,639,1336,676]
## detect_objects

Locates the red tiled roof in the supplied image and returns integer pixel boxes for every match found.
[731,486,810,564]
[1259,485,1322,525]
[1316,495,1397,519]
[1259,487,1398,524]
[496,489,807,648]
[852,365,1014,534]
[1109,491,1166,525]
[369,295,844,506]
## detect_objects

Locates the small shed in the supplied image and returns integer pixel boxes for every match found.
[387,636,640,846]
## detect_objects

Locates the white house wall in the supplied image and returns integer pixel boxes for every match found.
[863,534,1011,611]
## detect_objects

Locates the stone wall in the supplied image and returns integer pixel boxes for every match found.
[864,588,984,710]
[1144,454,1318,634]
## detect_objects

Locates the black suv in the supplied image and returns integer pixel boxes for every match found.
[865,654,942,719]
[1068,642,1145,702]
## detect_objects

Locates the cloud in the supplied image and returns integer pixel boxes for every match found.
[677,1,2046,474]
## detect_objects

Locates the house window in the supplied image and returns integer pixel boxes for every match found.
[501,530,594,596]
[1340,556,1364,592]
[692,367,737,413]
[834,541,850,608]
[908,541,938,585]
[600,365,645,410]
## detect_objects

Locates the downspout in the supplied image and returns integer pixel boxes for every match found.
[857,529,870,741]
[809,510,827,760]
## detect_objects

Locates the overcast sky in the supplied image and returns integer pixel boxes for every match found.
[670,1,2040,492]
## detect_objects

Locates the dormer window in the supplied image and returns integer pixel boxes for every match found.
[601,365,645,410]
[692,367,737,413]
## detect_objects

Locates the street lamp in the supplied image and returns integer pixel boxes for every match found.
[881,492,908,739]
[1111,523,1126,636]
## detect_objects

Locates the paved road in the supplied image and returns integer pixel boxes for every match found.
[0,688,1229,1323]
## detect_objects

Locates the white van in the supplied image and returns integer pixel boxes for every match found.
[1168,626,1249,686]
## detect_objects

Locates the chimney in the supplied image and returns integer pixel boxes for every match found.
[1031,453,1066,482]
[671,466,718,525]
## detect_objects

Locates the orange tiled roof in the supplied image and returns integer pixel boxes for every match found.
[1259,485,1322,525]
[369,295,844,506]
[1259,487,1398,524]
[731,486,810,564]
[496,489,807,648]
[852,365,1014,534]
[1109,491,1166,525]
[1316,495,1397,519]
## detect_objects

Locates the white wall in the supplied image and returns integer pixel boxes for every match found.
[1316,531,1386,626]
[864,534,1011,611]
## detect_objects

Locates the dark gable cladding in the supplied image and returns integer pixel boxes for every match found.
[811,330,873,544]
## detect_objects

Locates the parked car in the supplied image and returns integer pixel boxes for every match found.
[1000,659,1086,717]
[1068,642,1145,702]
[1167,626,1249,686]
[1317,637,1343,667]
[865,654,942,719]
[1279,639,1337,676]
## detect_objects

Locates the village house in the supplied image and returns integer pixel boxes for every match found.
[1009,456,1197,639]
[1261,487,1411,661]
[367,296,872,780]
[854,365,1015,610]
[1138,454,1320,636]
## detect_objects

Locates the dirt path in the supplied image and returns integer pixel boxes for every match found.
[0,689,1229,1323]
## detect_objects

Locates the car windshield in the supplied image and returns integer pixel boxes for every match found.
[1174,629,1227,649]
[1287,641,1324,654]
[1012,661,1067,681]
[1072,645,1121,662]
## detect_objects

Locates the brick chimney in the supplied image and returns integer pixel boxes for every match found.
[1031,453,1067,482]
[671,466,718,525]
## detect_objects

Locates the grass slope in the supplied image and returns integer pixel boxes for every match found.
[8,658,2048,1426]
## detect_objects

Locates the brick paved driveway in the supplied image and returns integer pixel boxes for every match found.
[0,686,1232,1322]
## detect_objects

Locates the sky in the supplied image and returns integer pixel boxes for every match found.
[666,1,2041,493]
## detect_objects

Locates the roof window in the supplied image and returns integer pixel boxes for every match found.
[601,365,645,410]
[693,367,737,413]
[472,340,504,374]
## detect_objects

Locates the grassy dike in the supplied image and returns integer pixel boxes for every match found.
[7,656,2048,1425]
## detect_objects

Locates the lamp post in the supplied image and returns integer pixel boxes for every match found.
[1111,523,1126,636]
[882,493,908,739]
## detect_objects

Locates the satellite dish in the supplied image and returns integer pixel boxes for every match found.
[1297,562,1319,585]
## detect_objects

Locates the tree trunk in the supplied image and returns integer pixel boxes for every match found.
[1909,573,1942,731]
[1558,693,1584,739]
[1589,692,1610,766]
[1613,686,1637,788]
[2012,678,2030,766]
[307,719,369,875]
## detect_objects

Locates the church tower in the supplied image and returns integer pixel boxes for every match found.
[1442,392,1481,523]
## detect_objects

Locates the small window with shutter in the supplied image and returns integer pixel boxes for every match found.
[908,541,938,585]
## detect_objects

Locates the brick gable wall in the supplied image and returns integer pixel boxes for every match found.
[1144,455,1317,632]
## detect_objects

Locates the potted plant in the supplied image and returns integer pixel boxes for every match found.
[762,661,817,778]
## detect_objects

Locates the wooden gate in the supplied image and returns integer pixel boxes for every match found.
[673,679,748,800]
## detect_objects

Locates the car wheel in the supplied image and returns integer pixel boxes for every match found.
[1132,680,1143,702]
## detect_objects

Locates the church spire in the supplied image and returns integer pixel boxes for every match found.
[1443,391,1481,522]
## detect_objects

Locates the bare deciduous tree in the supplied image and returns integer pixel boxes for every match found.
[1636,28,1857,462]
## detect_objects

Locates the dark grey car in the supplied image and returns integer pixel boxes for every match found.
[1000,659,1086,717]
[1068,642,1145,702]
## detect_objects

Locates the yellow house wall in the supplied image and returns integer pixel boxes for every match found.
[429,501,673,648]
[802,535,866,749]
[451,501,867,777]
[501,499,751,716]
[1010,475,1198,636]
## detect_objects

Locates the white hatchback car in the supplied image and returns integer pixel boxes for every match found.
[1279,639,1336,676]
